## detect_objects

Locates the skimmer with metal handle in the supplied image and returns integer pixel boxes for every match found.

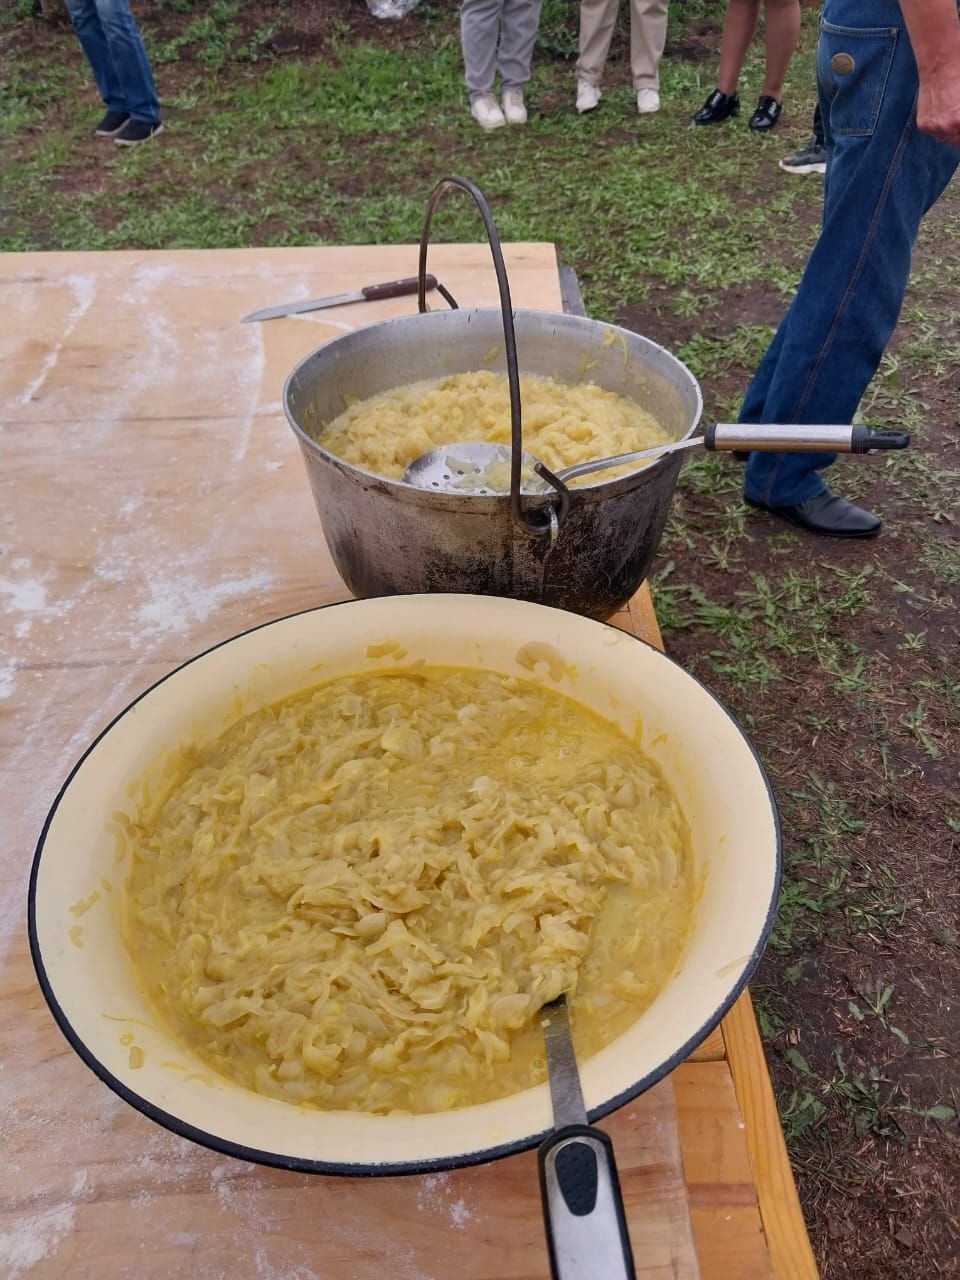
[403,423,911,496]
[538,996,636,1280]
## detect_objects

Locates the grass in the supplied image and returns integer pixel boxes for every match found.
[3,3,959,1273]
[0,4,827,316]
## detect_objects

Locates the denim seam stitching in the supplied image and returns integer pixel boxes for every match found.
[821,23,899,37]
[760,85,913,508]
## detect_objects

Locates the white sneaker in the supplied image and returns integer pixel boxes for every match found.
[502,88,527,125]
[636,88,661,114]
[576,79,601,114]
[471,93,506,130]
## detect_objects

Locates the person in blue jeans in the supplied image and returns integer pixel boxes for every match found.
[740,0,960,537]
[66,0,163,147]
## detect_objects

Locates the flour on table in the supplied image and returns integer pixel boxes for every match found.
[119,262,173,304]
[208,1160,277,1227]
[1,573,46,613]
[93,544,277,639]
[135,567,277,637]
[416,1171,452,1212]
[449,1199,471,1229]
[13,273,96,409]
[0,1204,76,1279]
[416,1172,473,1229]
[0,567,75,642]
[253,1246,321,1280]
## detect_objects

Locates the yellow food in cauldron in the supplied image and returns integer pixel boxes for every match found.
[318,370,670,483]
[124,666,694,1115]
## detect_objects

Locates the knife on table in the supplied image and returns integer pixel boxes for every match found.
[241,274,437,323]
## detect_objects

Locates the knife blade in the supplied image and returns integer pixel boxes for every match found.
[241,274,437,323]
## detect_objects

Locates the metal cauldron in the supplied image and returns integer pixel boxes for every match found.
[283,179,703,619]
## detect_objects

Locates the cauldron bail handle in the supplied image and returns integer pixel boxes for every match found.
[417,176,571,538]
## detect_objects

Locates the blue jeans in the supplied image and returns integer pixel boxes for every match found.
[742,0,959,508]
[67,0,160,124]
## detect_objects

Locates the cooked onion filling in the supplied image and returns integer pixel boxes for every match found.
[125,666,694,1113]
[317,369,670,484]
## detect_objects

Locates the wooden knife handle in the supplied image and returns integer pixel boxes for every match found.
[361,275,437,300]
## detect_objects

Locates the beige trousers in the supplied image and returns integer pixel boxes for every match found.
[577,0,668,91]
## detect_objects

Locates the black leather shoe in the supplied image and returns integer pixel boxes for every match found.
[745,486,881,538]
[694,89,740,125]
[749,95,782,131]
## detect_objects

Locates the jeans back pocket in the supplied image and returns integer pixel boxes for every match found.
[818,22,898,137]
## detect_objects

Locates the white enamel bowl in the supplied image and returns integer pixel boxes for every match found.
[29,594,780,1175]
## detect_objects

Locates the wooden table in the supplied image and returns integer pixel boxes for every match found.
[0,244,817,1279]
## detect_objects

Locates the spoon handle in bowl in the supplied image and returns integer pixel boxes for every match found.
[538,996,635,1279]
[538,1125,636,1280]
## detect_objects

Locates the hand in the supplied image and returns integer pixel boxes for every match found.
[917,52,960,145]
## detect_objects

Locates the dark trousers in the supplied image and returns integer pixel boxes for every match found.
[66,0,160,124]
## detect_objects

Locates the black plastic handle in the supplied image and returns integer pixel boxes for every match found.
[538,1124,636,1280]
[851,426,911,452]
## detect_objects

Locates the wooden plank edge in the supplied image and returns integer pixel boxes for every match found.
[626,589,664,651]
[686,1027,726,1063]
[722,993,819,1280]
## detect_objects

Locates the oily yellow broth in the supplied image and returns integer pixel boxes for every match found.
[317,370,670,485]
[124,666,695,1115]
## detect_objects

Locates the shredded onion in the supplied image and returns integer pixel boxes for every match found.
[125,666,694,1114]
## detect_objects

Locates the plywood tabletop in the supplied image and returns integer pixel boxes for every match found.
[0,243,815,1279]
